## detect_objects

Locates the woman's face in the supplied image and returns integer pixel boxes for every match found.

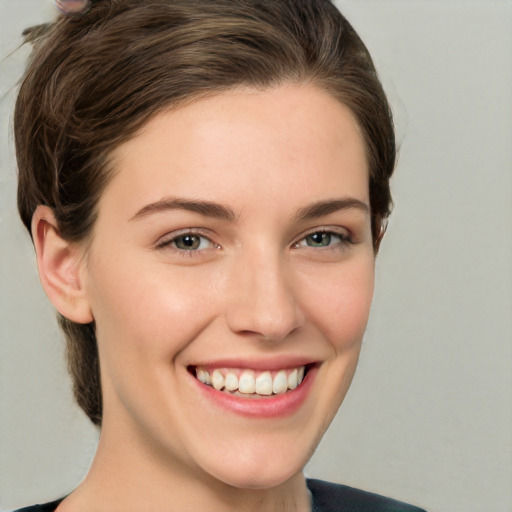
[82,84,375,488]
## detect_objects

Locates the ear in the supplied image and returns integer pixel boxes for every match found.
[31,205,93,324]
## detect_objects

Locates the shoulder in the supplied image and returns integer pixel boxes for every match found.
[11,498,64,512]
[307,479,427,512]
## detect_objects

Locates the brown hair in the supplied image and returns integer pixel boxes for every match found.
[15,0,395,426]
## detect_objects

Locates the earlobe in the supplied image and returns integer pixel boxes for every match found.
[31,205,93,324]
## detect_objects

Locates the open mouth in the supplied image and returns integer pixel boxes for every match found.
[189,365,313,398]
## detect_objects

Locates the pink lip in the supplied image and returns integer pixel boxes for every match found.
[190,364,318,418]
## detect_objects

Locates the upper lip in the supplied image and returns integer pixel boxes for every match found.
[187,356,319,372]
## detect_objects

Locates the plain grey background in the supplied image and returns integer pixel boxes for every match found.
[1,1,511,511]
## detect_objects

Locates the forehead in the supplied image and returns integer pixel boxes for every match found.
[104,84,369,218]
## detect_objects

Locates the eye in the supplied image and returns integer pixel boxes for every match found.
[157,231,218,253]
[305,232,335,248]
[174,234,205,251]
[294,229,353,249]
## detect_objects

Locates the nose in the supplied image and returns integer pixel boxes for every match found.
[225,249,306,342]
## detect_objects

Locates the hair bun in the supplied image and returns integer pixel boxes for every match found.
[55,0,92,15]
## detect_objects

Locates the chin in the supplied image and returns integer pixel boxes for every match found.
[209,460,304,491]
[193,431,317,491]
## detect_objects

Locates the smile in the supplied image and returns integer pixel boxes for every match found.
[194,366,306,397]
[189,363,318,417]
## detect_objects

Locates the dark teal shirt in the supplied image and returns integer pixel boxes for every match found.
[13,479,427,512]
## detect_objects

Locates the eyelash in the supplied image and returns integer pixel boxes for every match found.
[156,228,355,257]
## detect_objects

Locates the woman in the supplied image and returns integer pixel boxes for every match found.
[13,0,426,510]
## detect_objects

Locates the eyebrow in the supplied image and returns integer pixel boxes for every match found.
[131,196,368,223]
[131,197,237,222]
[294,198,369,221]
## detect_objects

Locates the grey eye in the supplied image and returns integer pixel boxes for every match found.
[305,232,332,247]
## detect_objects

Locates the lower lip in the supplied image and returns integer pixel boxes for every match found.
[192,366,317,418]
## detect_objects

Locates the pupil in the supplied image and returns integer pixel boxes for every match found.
[309,232,330,246]
[178,235,199,250]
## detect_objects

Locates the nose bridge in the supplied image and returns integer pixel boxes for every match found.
[226,243,305,341]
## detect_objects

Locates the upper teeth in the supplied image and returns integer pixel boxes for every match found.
[195,366,305,395]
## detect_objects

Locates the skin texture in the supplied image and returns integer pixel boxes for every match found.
[33,84,375,512]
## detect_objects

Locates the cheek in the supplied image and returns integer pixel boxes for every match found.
[298,257,375,350]
[85,253,219,361]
